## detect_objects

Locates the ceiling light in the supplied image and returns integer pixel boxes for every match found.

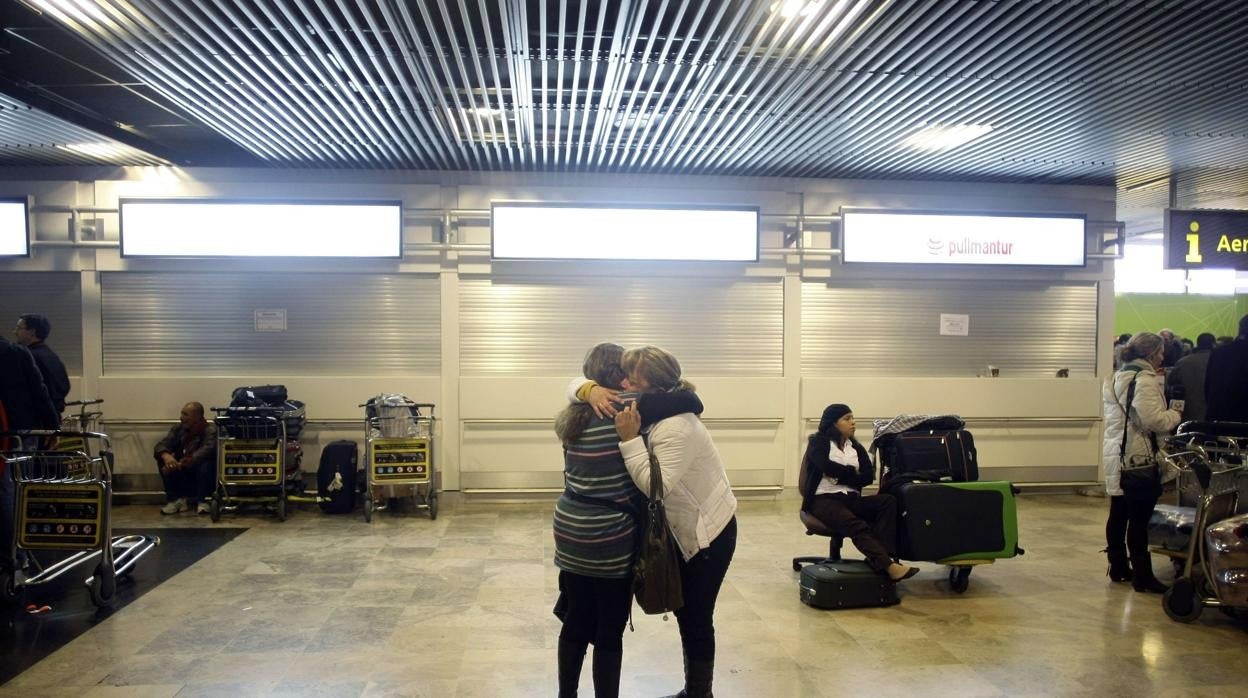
[903,123,994,151]
[770,0,822,20]
[467,106,504,120]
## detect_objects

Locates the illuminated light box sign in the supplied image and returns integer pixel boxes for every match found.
[1165,208,1248,271]
[0,198,30,257]
[841,209,1087,267]
[491,203,759,261]
[120,199,403,258]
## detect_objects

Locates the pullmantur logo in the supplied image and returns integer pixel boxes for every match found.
[939,237,1016,257]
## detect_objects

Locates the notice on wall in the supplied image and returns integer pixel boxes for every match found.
[939,313,970,337]
[254,309,287,332]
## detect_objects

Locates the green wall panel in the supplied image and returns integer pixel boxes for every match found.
[1114,294,1246,339]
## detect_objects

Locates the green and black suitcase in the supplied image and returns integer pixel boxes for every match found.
[896,481,1021,562]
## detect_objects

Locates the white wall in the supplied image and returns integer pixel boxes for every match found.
[0,165,1117,493]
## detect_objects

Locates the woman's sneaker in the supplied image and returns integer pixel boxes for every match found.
[160,498,187,515]
[196,501,211,515]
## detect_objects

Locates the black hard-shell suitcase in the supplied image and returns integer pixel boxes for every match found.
[231,384,289,407]
[889,429,978,482]
[896,481,1020,562]
[798,560,899,610]
[317,440,359,514]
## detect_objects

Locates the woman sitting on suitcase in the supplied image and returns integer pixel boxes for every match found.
[801,403,919,582]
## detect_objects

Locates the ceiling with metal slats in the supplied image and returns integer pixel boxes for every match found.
[1,1,1247,211]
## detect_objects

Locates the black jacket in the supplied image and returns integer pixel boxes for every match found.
[800,435,875,512]
[0,337,59,431]
[1205,338,1248,422]
[27,341,70,415]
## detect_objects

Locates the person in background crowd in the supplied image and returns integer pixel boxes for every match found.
[1102,332,1182,593]
[552,343,702,698]
[1178,337,1194,357]
[1204,315,1248,422]
[1158,328,1183,368]
[1113,333,1132,369]
[1167,332,1215,423]
[0,335,59,582]
[614,346,736,698]
[14,314,70,416]
[154,402,218,515]
[800,403,919,583]
[1215,335,1234,348]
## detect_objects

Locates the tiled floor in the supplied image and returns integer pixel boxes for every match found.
[3,493,1247,697]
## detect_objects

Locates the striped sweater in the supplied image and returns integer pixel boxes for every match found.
[553,419,643,579]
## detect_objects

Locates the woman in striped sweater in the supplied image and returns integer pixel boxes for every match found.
[553,342,701,698]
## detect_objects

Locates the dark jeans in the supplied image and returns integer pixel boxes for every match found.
[1106,494,1158,559]
[155,456,216,503]
[557,570,633,651]
[808,492,898,572]
[674,516,737,663]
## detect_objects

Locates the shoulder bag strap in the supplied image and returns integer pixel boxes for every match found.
[641,433,664,504]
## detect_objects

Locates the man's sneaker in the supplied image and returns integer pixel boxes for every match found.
[196,501,211,515]
[160,498,187,515]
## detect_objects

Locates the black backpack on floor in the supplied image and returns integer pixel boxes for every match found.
[317,440,359,514]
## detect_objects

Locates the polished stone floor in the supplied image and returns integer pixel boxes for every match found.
[2,493,1246,697]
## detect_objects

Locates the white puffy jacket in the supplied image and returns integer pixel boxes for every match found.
[619,413,737,561]
[1101,359,1181,496]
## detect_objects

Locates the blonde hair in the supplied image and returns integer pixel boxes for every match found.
[1120,331,1164,364]
[620,345,695,393]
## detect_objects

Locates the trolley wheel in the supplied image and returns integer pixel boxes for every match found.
[210,495,222,523]
[276,496,287,522]
[364,497,374,523]
[428,492,439,520]
[88,563,117,607]
[949,566,971,594]
[1163,578,1203,623]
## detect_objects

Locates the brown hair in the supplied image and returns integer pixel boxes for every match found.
[620,345,695,393]
[554,343,625,445]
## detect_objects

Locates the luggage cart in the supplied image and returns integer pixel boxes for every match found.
[1155,422,1248,623]
[210,407,293,522]
[0,429,160,607]
[57,399,105,458]
[360,398,437,522]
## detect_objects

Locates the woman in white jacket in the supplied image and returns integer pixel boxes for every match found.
[1101,332,1181,593]
[614,346,736,698]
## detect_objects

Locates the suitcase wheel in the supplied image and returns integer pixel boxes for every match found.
[948,566,971,594]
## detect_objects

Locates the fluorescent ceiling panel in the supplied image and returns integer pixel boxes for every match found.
[841,209,1086,267]
[491,204,759,261]
[120,200,402,258]
[0,199,30,257]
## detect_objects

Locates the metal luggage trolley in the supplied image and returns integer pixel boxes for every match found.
[210,406,293,522]
[360,397,438,522]
[1,429,160,607]
[1154,421,1248,623]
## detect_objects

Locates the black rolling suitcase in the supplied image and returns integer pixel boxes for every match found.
[895,481,1021,562]
[888,429,979,482]
[317,440,359,514]
[798,560,899,610]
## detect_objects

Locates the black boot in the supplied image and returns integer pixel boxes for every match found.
[1131,554,1169,593]
[1105,546,1132,583]
[591,648,622,698]
[557,636,588,698]
[683,659,715,698]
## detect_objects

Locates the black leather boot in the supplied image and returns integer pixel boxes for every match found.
[1131,554,1169,593]
[682,659,715,698]
[591,648,622,698]
[557,636,588,698]
[1106,546,1132,582]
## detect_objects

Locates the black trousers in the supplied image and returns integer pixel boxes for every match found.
[1106,494,1158,559]
[557,570,633,651]
[808,492,898,572]
[155,456,215,503]
[674,516,737,663]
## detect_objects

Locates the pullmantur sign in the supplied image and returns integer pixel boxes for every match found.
[1165,208,1248,271]
[841,209,1087,267]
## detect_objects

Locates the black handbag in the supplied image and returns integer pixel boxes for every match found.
[1116,372,1163,501]
[632,446,685,615]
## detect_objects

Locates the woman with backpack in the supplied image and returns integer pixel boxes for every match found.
[1101,332,1182,593]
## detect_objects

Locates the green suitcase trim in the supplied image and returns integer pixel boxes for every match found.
[936,481,1020,562]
